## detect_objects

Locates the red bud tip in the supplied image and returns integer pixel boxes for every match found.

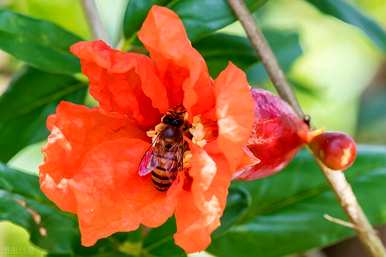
[309,132,357,171]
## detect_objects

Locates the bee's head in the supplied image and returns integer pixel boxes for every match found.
[162,115,184,127]
[162,106,186,127]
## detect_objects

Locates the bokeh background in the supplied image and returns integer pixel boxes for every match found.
[0,0,385,257]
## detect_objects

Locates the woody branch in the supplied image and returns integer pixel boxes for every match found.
[227,0,386,257]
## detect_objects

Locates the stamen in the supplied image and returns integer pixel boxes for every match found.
[183,150,192,168]
[189,116,207,147]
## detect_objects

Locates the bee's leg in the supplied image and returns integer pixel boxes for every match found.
[146,123,166,140]
[146,130,157,139]
[155,123,166,133]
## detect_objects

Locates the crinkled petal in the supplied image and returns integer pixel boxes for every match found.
[39,101,146,213]
[39,102,181,246]
[236,89,308,180]
[71,138,181,246]
[214,63,255,171]
[174,144,231,253]
[138,6,215,116]
[70,40,168,127]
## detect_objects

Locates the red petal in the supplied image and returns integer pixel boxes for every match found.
[214,63,255,171]
[174,144,231,253]
[39,101,146,213]
[70,40,168,127]
[138,6,215,116]
[236,89,308,180]
[39,102,181,245]
[71,138,181,246]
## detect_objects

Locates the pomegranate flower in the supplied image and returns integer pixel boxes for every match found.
[39,6,255,253]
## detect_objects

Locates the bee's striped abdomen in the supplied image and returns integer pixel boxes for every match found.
[151,154,178,192]
[151,167,176,191]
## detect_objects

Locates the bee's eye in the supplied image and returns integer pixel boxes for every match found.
[162,115,173,125]
[172,119,183,126]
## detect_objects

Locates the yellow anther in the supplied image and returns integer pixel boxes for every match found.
[189,115,207,147]
[183,150,193,168]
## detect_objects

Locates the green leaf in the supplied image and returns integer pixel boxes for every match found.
[208,146,386,257]
[194,33,257,77]
[123,0,267,42]
[246,29,303,85]
[142,218,185,257]
[213,186,251,238]
[0,67,86,162]
[0,163,81,255]
[10,0,91,39]
[0,10,81,74]
[195,29,302,81]
[170,0,267,42]
[78,253,134,257]
[0,163,135,256]
[306,0,386,52]
[357,88,386,144]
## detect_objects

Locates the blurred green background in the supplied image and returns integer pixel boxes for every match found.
[0,0,385,257]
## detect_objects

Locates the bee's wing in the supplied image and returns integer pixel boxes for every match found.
[139,132,185,176]
[138,147,158,176]
[168,141,185,172]
[139,132,165,176]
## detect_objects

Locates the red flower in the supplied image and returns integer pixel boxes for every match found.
[235,89,310,180]
[39,6,255,253]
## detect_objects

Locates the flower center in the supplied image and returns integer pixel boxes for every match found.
[146,109,209,149]
[144,108,214,192]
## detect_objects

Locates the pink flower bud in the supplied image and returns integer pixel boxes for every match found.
[235,89,309,180]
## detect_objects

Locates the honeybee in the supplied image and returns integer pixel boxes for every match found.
[139,107,187,191]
